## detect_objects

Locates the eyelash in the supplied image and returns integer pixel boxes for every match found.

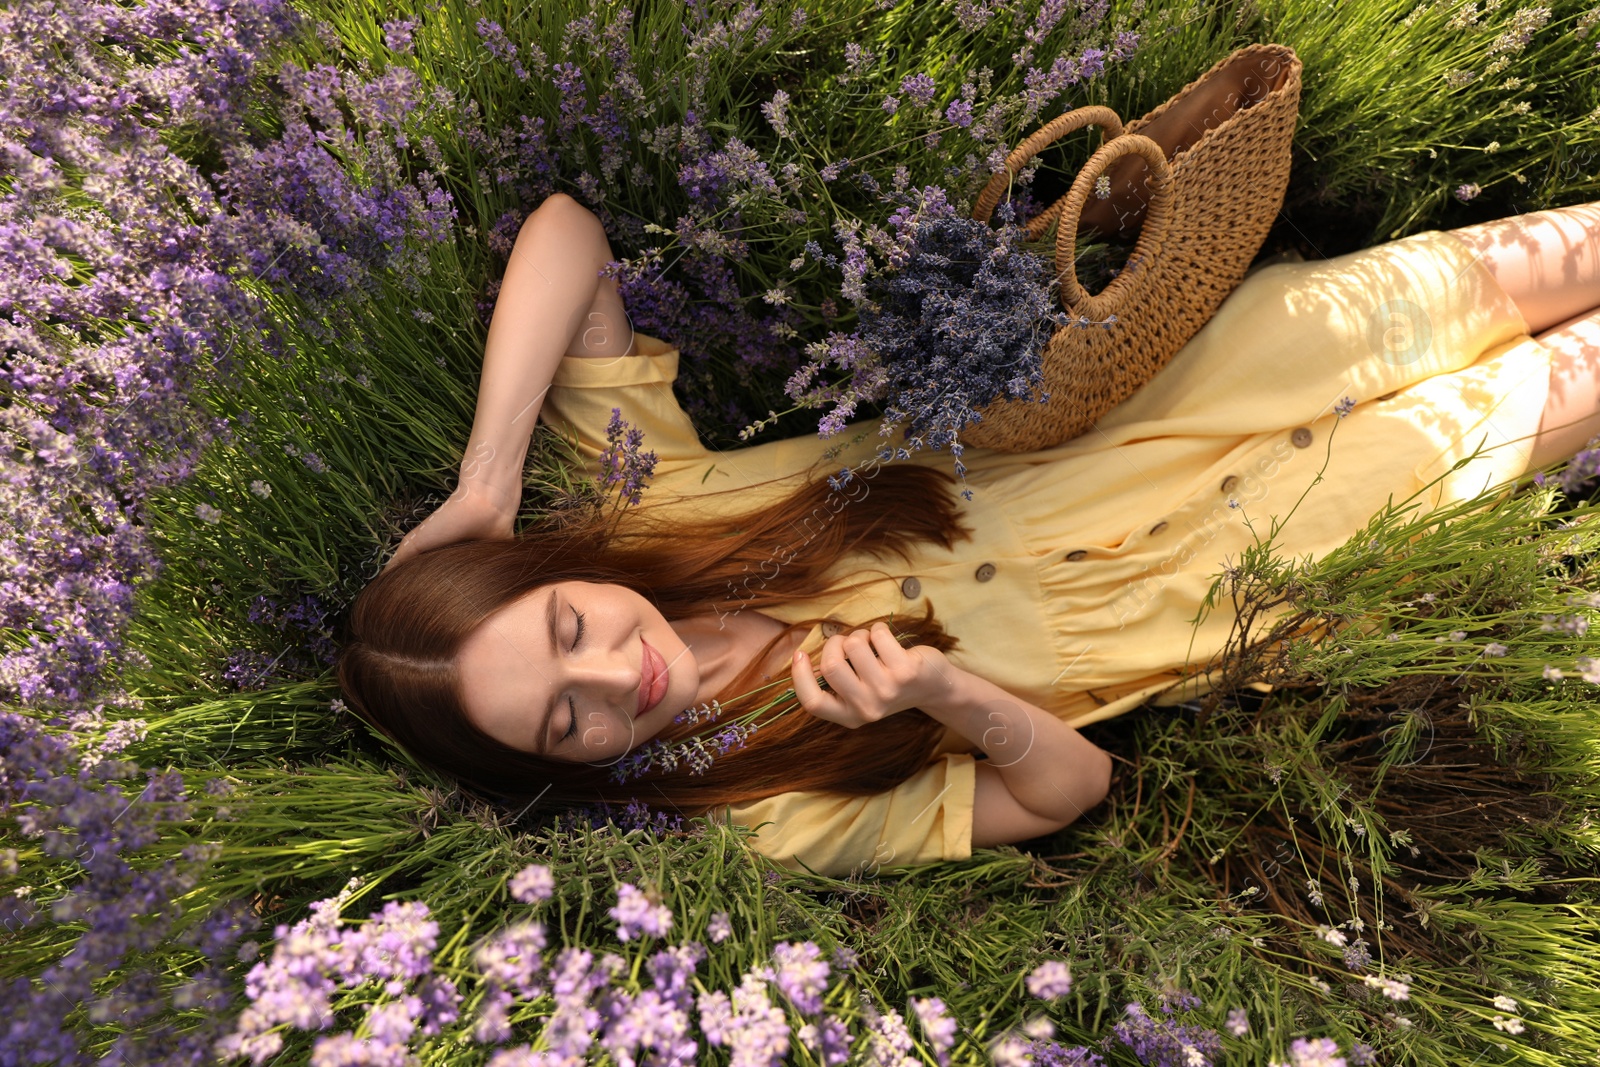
[561,609,587,743]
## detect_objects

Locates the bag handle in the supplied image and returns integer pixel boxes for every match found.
[972,107,1174,319]
[1050,133,1173,321]
[972,105,1125,234]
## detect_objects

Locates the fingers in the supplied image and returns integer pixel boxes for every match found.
[791,649,846,722]
[818,629,874,709]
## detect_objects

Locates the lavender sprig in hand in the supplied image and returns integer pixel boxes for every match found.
[608,624,907,784]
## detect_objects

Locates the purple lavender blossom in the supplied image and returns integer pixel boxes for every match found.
[799,1014,853,1066]
[900,73,937,108]
[1110,1001,1224,1067]
[509,863,555,904]
[767,941,831,1015]
[762,89,794,138]
[697,971,790,1064]
[1027,960,1073,999]
[844,43,876,75]
[598,407,659,505]
[609,882,673,941]
[911,996,960,1066]
[383,18,416,53]
[861,1000,918,1067]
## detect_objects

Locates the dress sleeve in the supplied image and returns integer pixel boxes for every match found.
[537,332,712,479]
[718,752,977,878]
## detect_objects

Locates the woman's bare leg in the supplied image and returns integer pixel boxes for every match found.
[1446,202,1600,471]
[1448,201,1600,333]
[1526,306,1600,472]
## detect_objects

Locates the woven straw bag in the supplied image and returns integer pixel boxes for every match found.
[963,43,1302,452]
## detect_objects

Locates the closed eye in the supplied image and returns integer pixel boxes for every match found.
[560,607,586,744]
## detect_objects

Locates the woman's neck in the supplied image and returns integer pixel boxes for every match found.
[670,609,803,702]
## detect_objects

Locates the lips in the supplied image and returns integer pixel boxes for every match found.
[637,639,668,719]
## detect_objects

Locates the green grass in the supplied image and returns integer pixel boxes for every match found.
[8,0,1600,1062]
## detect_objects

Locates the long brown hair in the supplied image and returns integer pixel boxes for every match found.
[335,462,975,822]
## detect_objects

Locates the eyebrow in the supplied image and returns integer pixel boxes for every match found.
[538,588,559,754]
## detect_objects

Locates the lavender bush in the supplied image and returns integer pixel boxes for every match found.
[6,0,1600,1063]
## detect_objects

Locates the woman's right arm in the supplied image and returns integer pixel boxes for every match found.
[384,194,624,572]
[920,667,1114,841]
[791,624,1114,847]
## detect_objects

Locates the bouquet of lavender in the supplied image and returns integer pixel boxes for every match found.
[790,192,1087,499]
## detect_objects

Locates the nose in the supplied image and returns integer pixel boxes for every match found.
[565,642,642,708]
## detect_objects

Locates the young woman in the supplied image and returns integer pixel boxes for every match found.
[337,191,1600,878]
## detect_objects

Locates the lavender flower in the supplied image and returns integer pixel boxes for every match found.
[1027,960,1073,999]
[767,941,831,1015]
[1334,395,1355,418]
[1225,1008,1249,1036]
[862,1000,919,1067]
[609,882,673,941]
[509,863,554,904]
[697,971,790,1065]
[1455,182,1483,203]
[844,43,876,75]
[900,73,937,108]
[1284,1037,1347,1067]
[382,18,417,53]
[598,407,659,505]
[1110,1001,1223,1067]
[911,996,959,1067]
[762,89,793,138]
[799,1014,853,1066]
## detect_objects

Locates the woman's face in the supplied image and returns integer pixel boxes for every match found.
[456,581,699,764]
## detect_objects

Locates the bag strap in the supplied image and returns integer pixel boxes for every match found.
[1052,133,1173,321]
[971,105,1125,232]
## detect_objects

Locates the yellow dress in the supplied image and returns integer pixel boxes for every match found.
[539,228,1554,878]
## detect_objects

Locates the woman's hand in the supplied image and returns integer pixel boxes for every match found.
[790,621,963,728]
[382,483,516,575]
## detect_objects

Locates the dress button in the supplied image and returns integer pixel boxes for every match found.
[1065,550,1088,561]
[900,577,922,598]
[820,620,843,638]
[1290,427,1313,448]
[974,563,996,582]
[1376,390,1398,402]
[1220,475,1239,493]
[1149,521,1168,535]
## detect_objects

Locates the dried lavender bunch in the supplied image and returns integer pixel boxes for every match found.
[794,192,1094,499]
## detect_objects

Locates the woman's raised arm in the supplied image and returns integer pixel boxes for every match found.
[384,193,630,573]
